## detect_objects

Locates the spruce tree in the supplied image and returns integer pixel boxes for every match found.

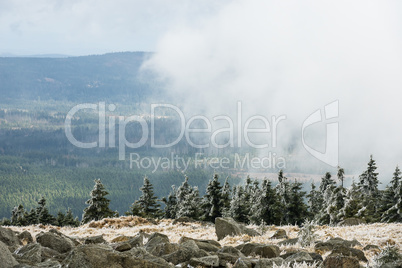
[250,179,282,225]
[162,185,178,219]
[337,166,345,188]
[177,186,201,219]
[357,155,380,222]
[127,176,161,218]
[11,204,26,226]
[202,174,223,222]
[339,180,362,219]
[221,177,231,216]
[36,197,56,225]
[25,208,37,225]
[56,211,66,227]
[287,180,308,225]
[64,208,80,227]
[229,185,248,223]
[382,166,402,222]
[82,179,115,224]
[307,183,321,219]
[276,170,291,224]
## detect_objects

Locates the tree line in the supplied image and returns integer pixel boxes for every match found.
[1,155,401,226]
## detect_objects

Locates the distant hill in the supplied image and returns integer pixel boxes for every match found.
[0,52,159,103]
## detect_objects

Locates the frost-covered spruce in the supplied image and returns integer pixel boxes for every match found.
[250,179,281,225]
[82,179,116,224]
[177,186,201,219]
[162,185,178,219]
[201,174,223,222]
[127,176,161,218]
[381,166,402,223]
[229,185,248,223]
[297,219,318,247]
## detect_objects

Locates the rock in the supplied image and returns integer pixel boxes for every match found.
[233,258,253,268]
[189,255,220,267]
[112,242,132,252]
[63,244,172,268]
[236,243,280,258]
[122,247,173,267]
[0,226,21,251]
[0,240,18,268]
[278,238,299,246]
[161,240,208,265]
[217,252,243,266]
[309,252,324,262]
[338,218,366,226]
[14,243,42,264]
[128,234,143,248]
[331,244,368,262]
[84,235,106,244]
[323,254,360,268]
[111,235,131,243]
[172,216,196,224]
[36,231,74,254]
[145,233,169,253]
[285,251,313,263]
[315,237,361,251]
[215,217,260,240]
[179,236,221,252]
[35,259,62,267]
[41,246,66,262]
[148,242,179,257]
[254,257,285,268]
[363,244,380,251]
[218,246,245,257]
[380,260,402,268]
[270,229,288,239]
[17,231,33,245]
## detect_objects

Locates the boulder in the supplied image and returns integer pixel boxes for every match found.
[0,240,18,268]
[233,258,253,268]
[14,243,42,264]
[122,247,173,267]
[315,237,361,251]
[145,233,169,253]
[363,244,380,251]
[331,244,368,262]
[236,243,280,258]
[112,242,132,252]
[161,240,208,265]
[63,244,172,268]
[254,257,285,268]
[0,226,21,251]
[17,230,33,245]
[270,229,288,239]
[111,235,131,243]
[36,231,74,254]
[285,251,313,263]
[217,252,243,266]
[218,246,245,257]
[323,254,360,268]
[128,234,143,248]
[215,217,260,240]
[41,246,66,262]
[179,236,221,252]
[189,255,220,267]
[148,242,179,257]
[338,218,366,226]
[84,235,106,244]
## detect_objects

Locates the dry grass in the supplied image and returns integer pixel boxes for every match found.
[8,219,402,267]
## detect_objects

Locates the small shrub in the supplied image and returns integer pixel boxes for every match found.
[297,219,318,247]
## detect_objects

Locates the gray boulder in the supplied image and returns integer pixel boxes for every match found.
[233,258,253,268]
[189,255,220,267]
[323,254,360,268]
[36,231,74,254]
[215,217,260,240]
[179,236,221,252]
[278,238,298,246]
[331,244,368,262]
[315,237,361,251]
[161,240,208,265]
[84,235,106,244]
[0,240,18,268]
[17,231,33,245]
[236,243,280,258]
[14,243,42,264]
[254,257,285,268]
[122,247,173,267]
[0,226,21,251]
[145,233,169,253]
[63,244,172,268]
[285,251,313,263]
[270,229,288,239]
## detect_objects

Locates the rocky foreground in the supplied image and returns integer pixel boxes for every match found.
[0,216,401,267]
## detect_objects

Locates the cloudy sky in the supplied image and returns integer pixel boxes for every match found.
[2,0,402,180]
[0,0,230,55]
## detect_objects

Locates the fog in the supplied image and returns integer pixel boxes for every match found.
[144,0,402,183]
